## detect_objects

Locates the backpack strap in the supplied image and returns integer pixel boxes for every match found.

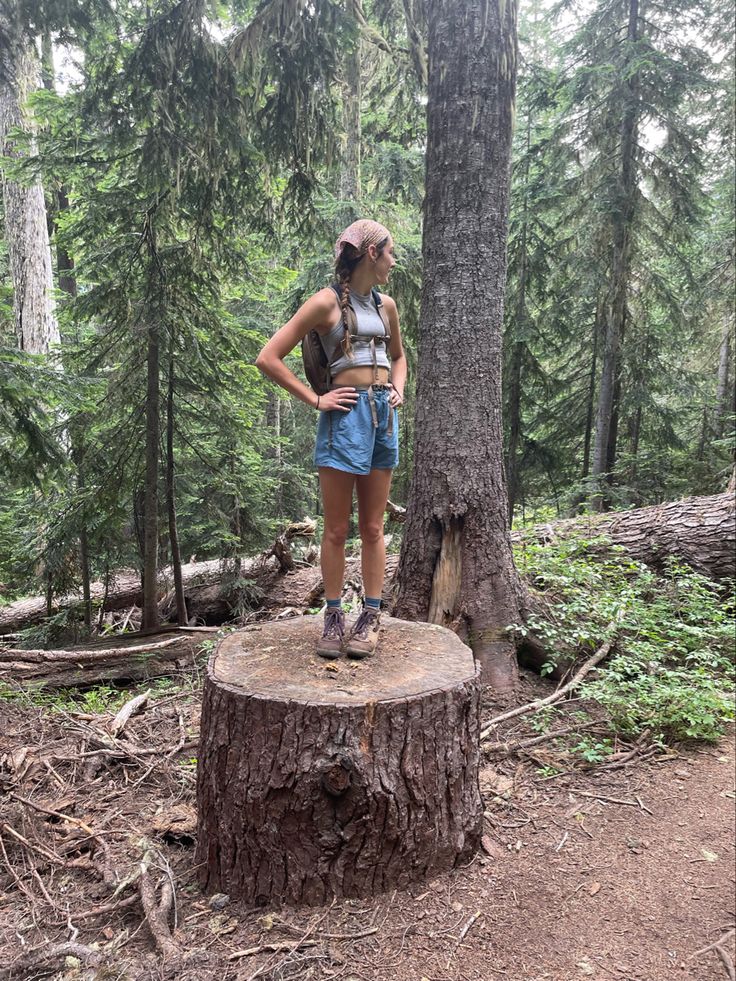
[329,283,392,384]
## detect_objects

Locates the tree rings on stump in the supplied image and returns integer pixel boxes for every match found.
[195,614,482,907]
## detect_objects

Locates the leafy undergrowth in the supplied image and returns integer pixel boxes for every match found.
[510,535,736,746]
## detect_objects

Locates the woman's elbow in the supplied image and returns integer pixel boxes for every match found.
[255,349,272,376]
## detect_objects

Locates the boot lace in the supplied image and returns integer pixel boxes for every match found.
[322,607,345,640]
[351,607,379,640]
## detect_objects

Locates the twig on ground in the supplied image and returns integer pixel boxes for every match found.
[574,791,649,810]
[110,689,151,737]
[0,821,63,865]
[9,792,95,835]
[138,849,182,968]
[480,626,619,739]
[228,940,319,961]
[65,892,140,922]
[0,942,103,980]
[691,929,736,981]
[484,720,601,756]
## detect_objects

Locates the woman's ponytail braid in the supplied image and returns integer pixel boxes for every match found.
[335,247,360,360]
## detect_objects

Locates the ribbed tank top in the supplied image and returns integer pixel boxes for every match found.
[319,289,390,377]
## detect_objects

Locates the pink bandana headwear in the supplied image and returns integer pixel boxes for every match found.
[334,219,391,259]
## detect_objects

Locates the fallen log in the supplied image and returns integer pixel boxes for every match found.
[512,490,735,581]
[0,632,201,688]
[1,492,732,641]
[0,521,315,637]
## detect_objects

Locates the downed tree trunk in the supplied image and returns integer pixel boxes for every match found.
[0,521,316,636]
[513,491,735,581]
[196,615,482,906]
[0,632,205,687]
[2,493,732,640]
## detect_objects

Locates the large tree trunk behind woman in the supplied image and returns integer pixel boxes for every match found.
[0,25,59,354]
[394,0,525,692]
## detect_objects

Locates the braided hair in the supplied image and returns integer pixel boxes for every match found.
[334,237,389,359]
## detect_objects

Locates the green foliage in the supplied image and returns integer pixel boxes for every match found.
[510,535,735,743]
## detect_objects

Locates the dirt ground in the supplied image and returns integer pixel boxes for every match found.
[0,667,733,981]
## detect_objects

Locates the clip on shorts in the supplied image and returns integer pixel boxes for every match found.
[314,385,399,475]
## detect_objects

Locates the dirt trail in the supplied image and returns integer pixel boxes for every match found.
[0,683,733,981]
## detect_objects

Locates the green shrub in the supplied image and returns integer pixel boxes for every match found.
[510,535,735,743]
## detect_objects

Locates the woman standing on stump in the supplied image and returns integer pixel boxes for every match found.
[256,220,407,659]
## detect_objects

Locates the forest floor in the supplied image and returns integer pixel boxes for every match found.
[0,659,733,981]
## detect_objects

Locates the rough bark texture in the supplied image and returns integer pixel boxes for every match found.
[394,0,525,691]
[518,491,735,580]
[715,314,733,440]
[142,323,161,630]
[166,335,187,626]
[0,25,60,354]
[196,616,482,906]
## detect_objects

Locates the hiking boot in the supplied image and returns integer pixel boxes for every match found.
[317,606,345,659]
[344,606,381,659]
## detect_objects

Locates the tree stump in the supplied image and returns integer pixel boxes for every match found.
[196,614,482,907]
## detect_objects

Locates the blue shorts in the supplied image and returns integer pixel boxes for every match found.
[314,387,399,475]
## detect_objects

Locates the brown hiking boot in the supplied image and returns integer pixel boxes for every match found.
[316,606,345,659]
[344,606,381,659]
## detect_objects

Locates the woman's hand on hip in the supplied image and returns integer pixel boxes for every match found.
[388,385,404,408]
[317,387,359,412]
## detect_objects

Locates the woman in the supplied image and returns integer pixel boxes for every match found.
[256,219,407,659]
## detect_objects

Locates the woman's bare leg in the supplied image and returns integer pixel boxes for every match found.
[355,468,393,598]
[319,467,356,600]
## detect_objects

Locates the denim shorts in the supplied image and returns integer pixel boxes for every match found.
[314,387,399,475]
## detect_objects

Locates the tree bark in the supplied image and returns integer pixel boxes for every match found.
[0,633,203,688]
[715,314,733,440]
[582,296,603,479]
[196,616,482,905]
[506,104,531,523]
[166,331,187,626]
[394,0,525,691]
[142,323,161,631]
[0,21,60,354]
[518,490,735,581]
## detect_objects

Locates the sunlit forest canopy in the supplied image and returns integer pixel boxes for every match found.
[0,0,733,606]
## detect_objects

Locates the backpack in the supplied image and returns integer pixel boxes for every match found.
[301,284,391,395]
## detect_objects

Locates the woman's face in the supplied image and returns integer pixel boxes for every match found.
[373,236,396,284]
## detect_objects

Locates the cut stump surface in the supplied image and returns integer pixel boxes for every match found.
[196,614,482,907]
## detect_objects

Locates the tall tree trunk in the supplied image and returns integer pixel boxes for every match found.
[394,0,525,692]
[606,316,625,480]
[265,389,283,516]
[340,0,361,203]
[142,323,160,630]
[0,23,60,354]
[166,330,187,626]
[44,37,93,629]
[591,0,639,511]
[582,296,603,479]
[714,314,732,440]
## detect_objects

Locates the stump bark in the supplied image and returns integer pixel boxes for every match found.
[195,615,482,907]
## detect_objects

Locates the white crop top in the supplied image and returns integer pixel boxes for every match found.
[319,289,390,377]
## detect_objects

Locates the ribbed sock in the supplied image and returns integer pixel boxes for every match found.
[325,598,342,610]
[364,596,381,610]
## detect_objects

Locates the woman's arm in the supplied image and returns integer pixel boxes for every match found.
[255,289,358,412]
[383,296,407,407]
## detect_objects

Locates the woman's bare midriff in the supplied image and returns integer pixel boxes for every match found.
[332,365,390,387]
